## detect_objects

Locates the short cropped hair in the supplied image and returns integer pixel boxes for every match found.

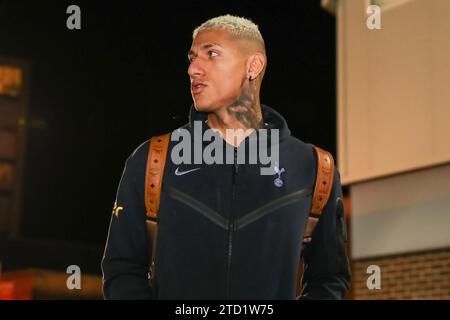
[192,14,265,51]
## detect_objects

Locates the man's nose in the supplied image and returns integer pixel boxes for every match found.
[187,59,205,79]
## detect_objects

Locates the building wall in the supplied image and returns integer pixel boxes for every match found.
[334,0,450,299]
[351,164,450,259]
[351,248,450,299]
[337,0,450,184]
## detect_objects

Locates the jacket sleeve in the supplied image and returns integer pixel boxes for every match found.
[299,168,352,300]
[101,149,154,299]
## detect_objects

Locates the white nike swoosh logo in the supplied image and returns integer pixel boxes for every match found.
[175,167,201,176]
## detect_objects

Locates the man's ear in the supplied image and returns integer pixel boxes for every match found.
[246,53,266,80]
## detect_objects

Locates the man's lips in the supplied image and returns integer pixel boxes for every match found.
[192,83,207,94]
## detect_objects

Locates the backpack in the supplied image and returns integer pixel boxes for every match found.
[144,133,335,298]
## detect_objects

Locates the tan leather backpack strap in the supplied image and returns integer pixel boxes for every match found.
[145,133,171,219]
[145,133,170,282]
[296,144,336,299]
[303,144,335,244]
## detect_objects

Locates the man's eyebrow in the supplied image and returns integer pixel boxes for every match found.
[187,43,223,60]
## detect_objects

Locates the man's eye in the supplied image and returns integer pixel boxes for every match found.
[208,51,218,57]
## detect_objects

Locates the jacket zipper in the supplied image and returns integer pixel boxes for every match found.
[226,146,238,299]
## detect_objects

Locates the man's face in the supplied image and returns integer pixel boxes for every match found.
[188,28,247,113]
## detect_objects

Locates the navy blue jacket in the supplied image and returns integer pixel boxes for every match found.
[101,105,351,299]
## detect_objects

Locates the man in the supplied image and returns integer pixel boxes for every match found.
[102,14,351,299]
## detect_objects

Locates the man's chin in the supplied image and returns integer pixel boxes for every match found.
[193,97,228,113]
[193,101,213,113]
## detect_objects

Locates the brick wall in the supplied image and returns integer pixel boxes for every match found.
[350,248,450,299]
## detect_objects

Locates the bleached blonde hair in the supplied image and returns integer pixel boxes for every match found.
[192,14,265,48]
[192,14,267,82]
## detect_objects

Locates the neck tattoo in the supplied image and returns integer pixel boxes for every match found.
[226,79,263,130]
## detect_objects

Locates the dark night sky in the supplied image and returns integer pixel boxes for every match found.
[0,1,336,246]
